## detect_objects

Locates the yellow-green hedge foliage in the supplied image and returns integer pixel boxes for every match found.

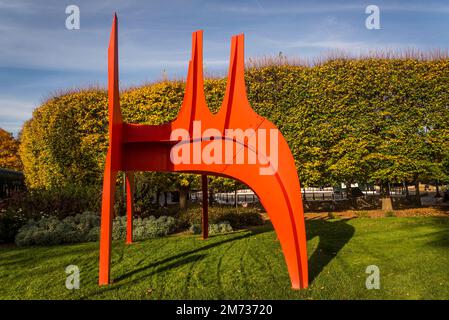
[20,59,449,189]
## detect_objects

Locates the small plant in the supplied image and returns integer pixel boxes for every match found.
[63,211,101,242]
[189,221,233,235]
[355,210,370,218]
[189,224,202,235]
[139,215,176,239]
[112,216,127,240]
[113,215,176,241]
[384,210,396,217]
[327,212,337,219]
[209,221,233,235]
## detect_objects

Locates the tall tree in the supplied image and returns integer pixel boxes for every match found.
[0,128,22,171]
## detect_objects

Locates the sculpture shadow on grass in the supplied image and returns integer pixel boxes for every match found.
[108,220,353,290]
[417,217,449,248]
[112,225,272,285]
[306,218,355,284]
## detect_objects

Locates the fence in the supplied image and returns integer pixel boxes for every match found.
[191,189,259,205]
[189,184,432,207]
[301,185,420,201]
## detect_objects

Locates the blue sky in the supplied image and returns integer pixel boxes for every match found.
[2,0,449,135]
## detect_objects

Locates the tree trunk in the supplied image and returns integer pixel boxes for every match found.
[381,197,393,211]
[234,189,238,208]
[381,181,393,211]
[404,181,409,197]
[163,191,168,207]
[156,191,161,207]
[209,188,214,206]
[179,186,189,211]
[435,181,442,198]
[414,181,422,206]
[346,181,352,199]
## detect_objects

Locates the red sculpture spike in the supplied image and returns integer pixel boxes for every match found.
[125,171,134,244]
[98,14,308,289]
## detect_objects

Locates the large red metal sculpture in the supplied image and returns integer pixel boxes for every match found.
[99,14,308,289]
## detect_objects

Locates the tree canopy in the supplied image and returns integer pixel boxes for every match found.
[0,128,22,171]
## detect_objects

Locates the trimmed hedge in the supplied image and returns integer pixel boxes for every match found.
[20,59,449,189]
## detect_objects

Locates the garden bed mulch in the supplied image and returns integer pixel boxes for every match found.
[304,205,449,220]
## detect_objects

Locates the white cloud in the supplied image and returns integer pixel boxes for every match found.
[207,1,362,15]
[0,97,35,120]
[383,3,449,14]
[0,96,36,134]
[207,1,449,15]
[0,21,227,72]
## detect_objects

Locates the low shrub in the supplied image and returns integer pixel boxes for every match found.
[6,185,102,219]
[15,211,177,246]
[113,215,176,241]
[385,210,396,217]
[142,205,179,219]
[209,221,233,235]
[189,224,202,235]
[112,216,127,241]
[11,201,261,246]
[62,211,100,243]
[16,216,70,246]
[327,212,337,219]
[179,205,264,230]
[189,221,233,235]
[0,208,28,243]
[15,211,100,246]
[355,210,370,218]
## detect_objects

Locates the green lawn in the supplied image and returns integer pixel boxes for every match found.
[1,217,448,299]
